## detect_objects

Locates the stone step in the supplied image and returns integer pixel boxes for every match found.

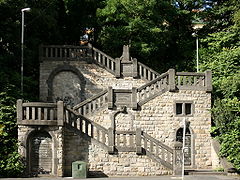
[185,169,227,176]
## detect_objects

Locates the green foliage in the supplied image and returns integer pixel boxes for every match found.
[219,129,240,171]
[0,87,25,177]
[96,0,197,72]
[200,0,240,171]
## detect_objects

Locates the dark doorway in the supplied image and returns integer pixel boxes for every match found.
[29,131,53,175]
[176,127,191,166]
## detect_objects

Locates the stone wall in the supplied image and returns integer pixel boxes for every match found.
[63,128,171,177]
[36,58,212,177]
[40,61,146,106]
[62,89,212,176]
[18,125,64,176]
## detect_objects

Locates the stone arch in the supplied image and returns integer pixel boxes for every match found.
[175,126,195,167]
[25,129,57,176]
[46,64,86,106]
[111,107,134,131]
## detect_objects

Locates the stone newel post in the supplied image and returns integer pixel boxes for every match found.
[173,142,183,175]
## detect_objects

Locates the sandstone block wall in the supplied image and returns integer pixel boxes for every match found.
[40,61,145,106]
[62,90,212,176]
[18,125,64,176]
[63,128,171,177]
[35,59,213,177]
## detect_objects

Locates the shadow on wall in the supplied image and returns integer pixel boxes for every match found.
[27,131,53,177]
[63,127,109,177]
[48,64,104,107]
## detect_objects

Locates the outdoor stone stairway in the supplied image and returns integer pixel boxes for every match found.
[64,106,174,170]
[17,44,212,173]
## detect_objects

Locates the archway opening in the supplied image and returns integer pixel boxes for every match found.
[28,131,53,175]
[176,127,191,166]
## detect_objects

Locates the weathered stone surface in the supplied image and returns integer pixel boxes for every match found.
[18,54,213,177]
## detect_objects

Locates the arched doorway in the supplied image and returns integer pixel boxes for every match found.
[176,127,192,166]
[28,131,53,175]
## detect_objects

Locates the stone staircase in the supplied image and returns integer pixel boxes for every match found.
[17,101,175,171]
[65,106,175,170]
[18,44,213,176]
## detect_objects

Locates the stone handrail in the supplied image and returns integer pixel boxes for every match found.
[141,131,174,170]
[137,62,160,81]
[73,90,108,116]
[17,100,64,126]
[64,107,109,148]
[17,99,177,171]
[137,69,212,106]
[91,46,116,74]
[39,44,92,61]
[114,130,137,152]
[137,71,170,106]
[176,71,212,92]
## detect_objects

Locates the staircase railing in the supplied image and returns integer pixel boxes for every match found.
[115,130,137,152]
[73,90,108,116]
[137,71,169,106]
[91,46,116,74]
[17,100,176,171]
[141,131,174,170]
[175,71,212,92]
[138,62,160,81]
[39,45,92,61]
[64,107,109,149]
[17,100,63,126]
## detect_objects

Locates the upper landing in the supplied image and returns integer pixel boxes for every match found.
[39,44,212,107]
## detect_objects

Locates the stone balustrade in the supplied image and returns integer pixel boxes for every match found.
[176,70,212,92]
[17,100,64,126]
[39,45,92,62]
[137,71,169,106]
[64,107,109,148]
[137,62,160,81]
[73,90,108,116]
[115,130,137,152]
[92,46,116,74]
[142,131,174,170]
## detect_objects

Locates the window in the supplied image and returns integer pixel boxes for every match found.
[185,103,192,115]
[174,101,194,116]
[176,103,183,115]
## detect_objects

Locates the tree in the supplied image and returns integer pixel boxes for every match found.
[0,86,24,177]
[200,0,240,171]
[96,0,199,73]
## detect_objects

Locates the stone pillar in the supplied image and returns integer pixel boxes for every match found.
[108,87,114,109]
[114,45,139,78]
[56,126,64,176]
[168,69,176,92]
[131,87,138,110]
[132,58,138,78]
[205,70,212,92]
[173,142,183,175]
[108,127,115,154]
[136,128,143,155]
[17,99,23,124]
[57,101,64,126]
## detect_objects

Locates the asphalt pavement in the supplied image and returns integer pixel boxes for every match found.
[1,175,240,180]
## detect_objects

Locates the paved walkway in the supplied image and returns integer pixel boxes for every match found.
[1,175,240,180]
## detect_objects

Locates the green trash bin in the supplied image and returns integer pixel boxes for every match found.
[72,161,87,178]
